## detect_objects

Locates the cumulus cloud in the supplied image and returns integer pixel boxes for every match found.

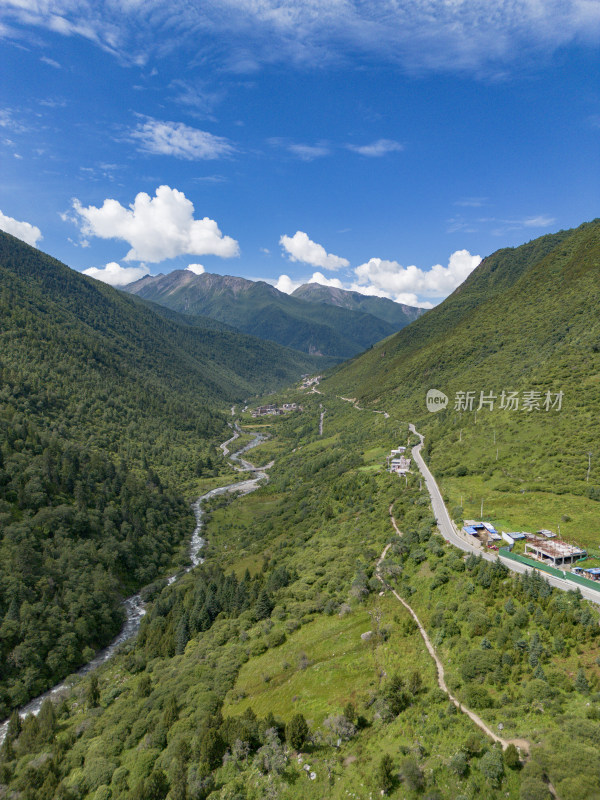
[72,185,240,263]
[280,231,349,270]
[82,261,149,286]
[309,271,343,289]
[275,270,344,294]
[129,116,235,160]
[347,139,404,157]
[274,274,301,294]
[186,263,205,274]
[0,209,42,246]
[354,249,482,304]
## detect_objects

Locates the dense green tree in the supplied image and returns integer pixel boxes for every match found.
[504,744,521,770]
[86,674,100,708]
[285,713,309,750]
[377,753,395,794]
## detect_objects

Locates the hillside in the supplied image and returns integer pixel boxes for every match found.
[4,392,600,800]
[326,220,600,542]
[4,223,600,800]
[291,281,424,327]
[0,231,323,713]
[123,270,402,359]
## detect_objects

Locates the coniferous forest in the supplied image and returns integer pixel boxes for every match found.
[0,231,322,713]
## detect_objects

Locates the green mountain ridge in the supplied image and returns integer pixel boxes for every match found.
[326,219,600,531]
[3,222,600,800]
[0,231,323,712]
[123,270,415,359]
[291,281,425,326]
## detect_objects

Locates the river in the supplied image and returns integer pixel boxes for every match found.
[0,425,270,744]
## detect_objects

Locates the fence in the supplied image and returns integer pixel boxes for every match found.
[499,548,600,594]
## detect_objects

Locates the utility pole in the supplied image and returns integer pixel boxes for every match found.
[480,497,484,518]
[587,452,592,482]
[493,430,496,444]
[459,429,462,442]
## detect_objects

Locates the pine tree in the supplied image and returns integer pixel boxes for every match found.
[86,674,100,708]
[6,710,21,741]
[377,753,395,794]
[38,699,56,742]
[175,618,190,655]
[285,713,309,750]
[255,589,274,620]
[575,667,590,694]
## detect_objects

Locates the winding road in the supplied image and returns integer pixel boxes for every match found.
[409,424,600,607]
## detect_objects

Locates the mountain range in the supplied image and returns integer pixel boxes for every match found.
[123,271,422,360]
[291,281,423,327]
[0,231,325,711]
[2,222,600,800]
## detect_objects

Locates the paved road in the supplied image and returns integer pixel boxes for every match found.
[409,424,600,607]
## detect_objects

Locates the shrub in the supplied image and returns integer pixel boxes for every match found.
[479,747,504,787]
[504,743,521,769]
[401,757,424,791]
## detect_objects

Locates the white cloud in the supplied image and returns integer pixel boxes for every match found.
[186,263,205,274]
[82,261,149,286]
[354,249,482,303]
[287,143,330,160]
[309,271,343,289]
[348,282,432,308]
[72,185,240,263]
[0,209,42,246]
[268,138,331,160]
[5,1,598,74]
[521,215,556,227]
[274,274,301,294]
[40,55,61,68]
[280,231,349,270]
[275,270,343,294]
[129,116,235,160]
[347,139,404,157]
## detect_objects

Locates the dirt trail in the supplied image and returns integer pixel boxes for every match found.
[377,505,530,757]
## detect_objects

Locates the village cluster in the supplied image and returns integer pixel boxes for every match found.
[250,402,301,418]
[300,374,322,389]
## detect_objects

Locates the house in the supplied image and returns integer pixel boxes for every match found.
[390,456,411,474]
[524,537,586,567]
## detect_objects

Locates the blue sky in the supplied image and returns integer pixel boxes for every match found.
[1,1,599,307]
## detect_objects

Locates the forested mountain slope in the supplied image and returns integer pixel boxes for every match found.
[0,232,320,713]
[291,281,424,327]
[124,270,402,359]
[326,219,600,538]
[4,394,600,800]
